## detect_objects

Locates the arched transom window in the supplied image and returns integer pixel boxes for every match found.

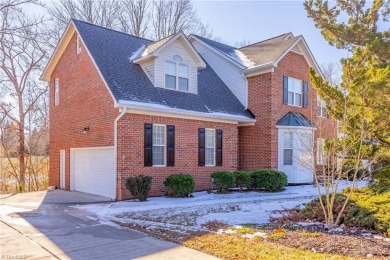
[165,55,189,91]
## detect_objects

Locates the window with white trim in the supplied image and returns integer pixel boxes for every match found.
[317,97,328,117]
[152,125,166,166]
[54,78,59,106]
[205,129,215,166]
[283,131,293,165]
[165,55,189,91]
[317,138,326,165]
[287,77,302,106]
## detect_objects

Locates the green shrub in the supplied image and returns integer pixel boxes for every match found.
[211,171,236,193]
[372,167,390,191]
[342,159,366,180]
[234,171,252,191]
[251,169,288,192]
[164,173,195,197]
[125,175,153,201]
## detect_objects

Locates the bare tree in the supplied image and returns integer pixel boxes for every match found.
[321,62,341,87]
[119,0,150,37]
[0,5,47,192]
[234,39,252,48]
[151,0,210,39]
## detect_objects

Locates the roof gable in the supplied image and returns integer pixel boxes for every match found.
[276,112,315,128]
[133,32,206,68]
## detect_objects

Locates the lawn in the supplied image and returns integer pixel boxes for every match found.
[75,180,390,259]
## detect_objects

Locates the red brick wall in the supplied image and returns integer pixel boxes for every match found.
[49,33,119,189]
[239,51,337,171]
[117,113,238,200]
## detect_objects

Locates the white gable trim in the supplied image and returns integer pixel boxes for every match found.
[189,35,246,69]
[273,36,323,77]
[134,32,206,68]
[40,20,118,106]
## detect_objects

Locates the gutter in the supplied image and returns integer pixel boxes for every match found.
[243,62,275,75]
[116,100,256,124]
[113,107,127,201]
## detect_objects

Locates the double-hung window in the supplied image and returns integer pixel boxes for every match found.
[283,132,293,165]
[205,129,215,166]
[165,55,189,91]
[317,97,328,117]
[152,125,166,166]
[287,77,303,106]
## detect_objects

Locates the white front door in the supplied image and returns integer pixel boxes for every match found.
[60,150,65,189]
[278,128,314,184]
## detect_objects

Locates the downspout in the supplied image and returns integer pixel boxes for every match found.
[114,107,127,201]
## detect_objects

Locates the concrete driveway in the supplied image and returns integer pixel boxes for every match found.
[0,190,217,260]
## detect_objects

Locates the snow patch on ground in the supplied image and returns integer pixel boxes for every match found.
[76,181,367,233]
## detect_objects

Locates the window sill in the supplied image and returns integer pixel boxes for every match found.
[286,104,303,108]
[152,165,166,167]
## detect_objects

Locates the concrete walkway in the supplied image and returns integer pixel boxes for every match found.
[0,190,218,260]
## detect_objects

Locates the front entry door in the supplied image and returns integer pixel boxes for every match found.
[278,128,314,184]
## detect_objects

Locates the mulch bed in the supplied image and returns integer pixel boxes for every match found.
[116,220,390,258]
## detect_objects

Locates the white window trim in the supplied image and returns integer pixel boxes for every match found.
[287,76,303,107]
[164,58,189,92]
[205,128,216,166]
[152,124,166,167]
[54,78,59,106]
[317,97,327,117]
[76,36,81,54]
[317,138,326,165]
[283,131,293,166]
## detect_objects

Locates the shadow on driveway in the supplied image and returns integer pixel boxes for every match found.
[0,190,216,260]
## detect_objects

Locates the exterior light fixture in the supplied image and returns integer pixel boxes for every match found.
[82,127,90,134]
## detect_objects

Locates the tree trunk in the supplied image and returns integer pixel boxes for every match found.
[18,108,25,192]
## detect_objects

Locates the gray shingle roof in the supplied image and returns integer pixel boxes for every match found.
[193,33,300,68]
[276,112,315,127]
[73,20,252,118]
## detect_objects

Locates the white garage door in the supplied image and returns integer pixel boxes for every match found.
[71,147,115,199]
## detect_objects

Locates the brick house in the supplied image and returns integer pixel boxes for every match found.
[41,20,336,200]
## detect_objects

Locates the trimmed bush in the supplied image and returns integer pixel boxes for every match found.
[251,169,288,192]
[234,171,252,191]
[125,175,153,201]
[164,173,195,197]
[211,171,236,193]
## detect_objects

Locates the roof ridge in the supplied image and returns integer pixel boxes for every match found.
[238,33,292,49]
[191,34,236,49]
[71,18,153,42]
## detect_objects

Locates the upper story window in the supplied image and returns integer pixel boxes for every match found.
[287,77,302,106]
[76,36,81,54]
[165,55,189,91]
[54,78,59,106]
[317,97,328,117]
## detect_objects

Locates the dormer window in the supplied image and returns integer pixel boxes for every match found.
[165,55,189,91]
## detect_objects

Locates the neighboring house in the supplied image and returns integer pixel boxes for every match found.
[41,19,336,200]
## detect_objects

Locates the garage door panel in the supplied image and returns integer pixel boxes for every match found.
[73,147,115,198]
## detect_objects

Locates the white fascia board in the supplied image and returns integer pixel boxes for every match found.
[276,125,317,131]
[40,21,75,81]
[189,35,246,69]
[274,36,323,78]
[117,100,256,125]
[243,62,275,76]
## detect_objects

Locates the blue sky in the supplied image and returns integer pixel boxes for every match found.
[193,0,350,66]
